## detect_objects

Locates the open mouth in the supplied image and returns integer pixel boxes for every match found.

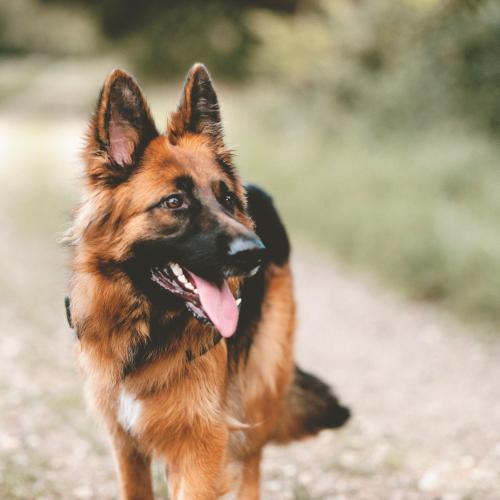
[151,263,241,338]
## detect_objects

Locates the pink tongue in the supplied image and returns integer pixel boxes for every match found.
[186,271,239,338]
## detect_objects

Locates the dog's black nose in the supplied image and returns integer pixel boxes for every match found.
[227,235,266,275]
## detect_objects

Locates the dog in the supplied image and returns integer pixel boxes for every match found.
[66,63,350,499]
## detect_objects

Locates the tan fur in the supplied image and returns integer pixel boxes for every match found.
[68,65,324,499]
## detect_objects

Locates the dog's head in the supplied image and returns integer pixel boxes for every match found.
[73,64,265,338]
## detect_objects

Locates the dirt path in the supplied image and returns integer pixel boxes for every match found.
[1,234,499,499]
[260,250,500,499]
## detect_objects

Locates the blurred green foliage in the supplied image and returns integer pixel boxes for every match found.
[112,2,259,80]
[249,0,500,136]
[0,0,100,56]
[1,0,499,134]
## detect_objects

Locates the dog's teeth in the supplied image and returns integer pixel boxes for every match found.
[248,266,260,277]
[236,298,242,306]
[185,282,194,290]
[178,274,188,284]
[194,288,199,294]
[170,263,182,276]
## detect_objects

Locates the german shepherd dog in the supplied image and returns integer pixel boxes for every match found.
[66,63,350,499]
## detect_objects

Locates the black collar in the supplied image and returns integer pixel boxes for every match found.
[185,331,222,362]
[65,296,73,328]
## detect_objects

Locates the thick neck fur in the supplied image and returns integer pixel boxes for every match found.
[70,240,226,386]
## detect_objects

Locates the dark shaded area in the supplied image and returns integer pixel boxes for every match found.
[48,0,300,37]
[39,0,300,79]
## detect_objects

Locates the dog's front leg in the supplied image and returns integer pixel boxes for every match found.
[165,424,229,500]
[110,426,154,500]
[237,451,262,500]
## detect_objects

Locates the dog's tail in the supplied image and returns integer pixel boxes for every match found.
[272,365,351,443]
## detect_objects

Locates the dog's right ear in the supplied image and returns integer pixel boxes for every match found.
[85,69,158,186]
[168,63,224,148]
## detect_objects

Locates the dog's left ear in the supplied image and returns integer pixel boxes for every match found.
[168,63,225,150]
[86,69,158,185]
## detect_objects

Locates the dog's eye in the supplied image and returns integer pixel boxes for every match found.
[224,192,236,207]
[160,194,184,210]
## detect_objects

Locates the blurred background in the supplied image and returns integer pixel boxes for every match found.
[1,0,500,498]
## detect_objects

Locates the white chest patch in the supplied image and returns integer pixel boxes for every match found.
[117,389,143,432]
